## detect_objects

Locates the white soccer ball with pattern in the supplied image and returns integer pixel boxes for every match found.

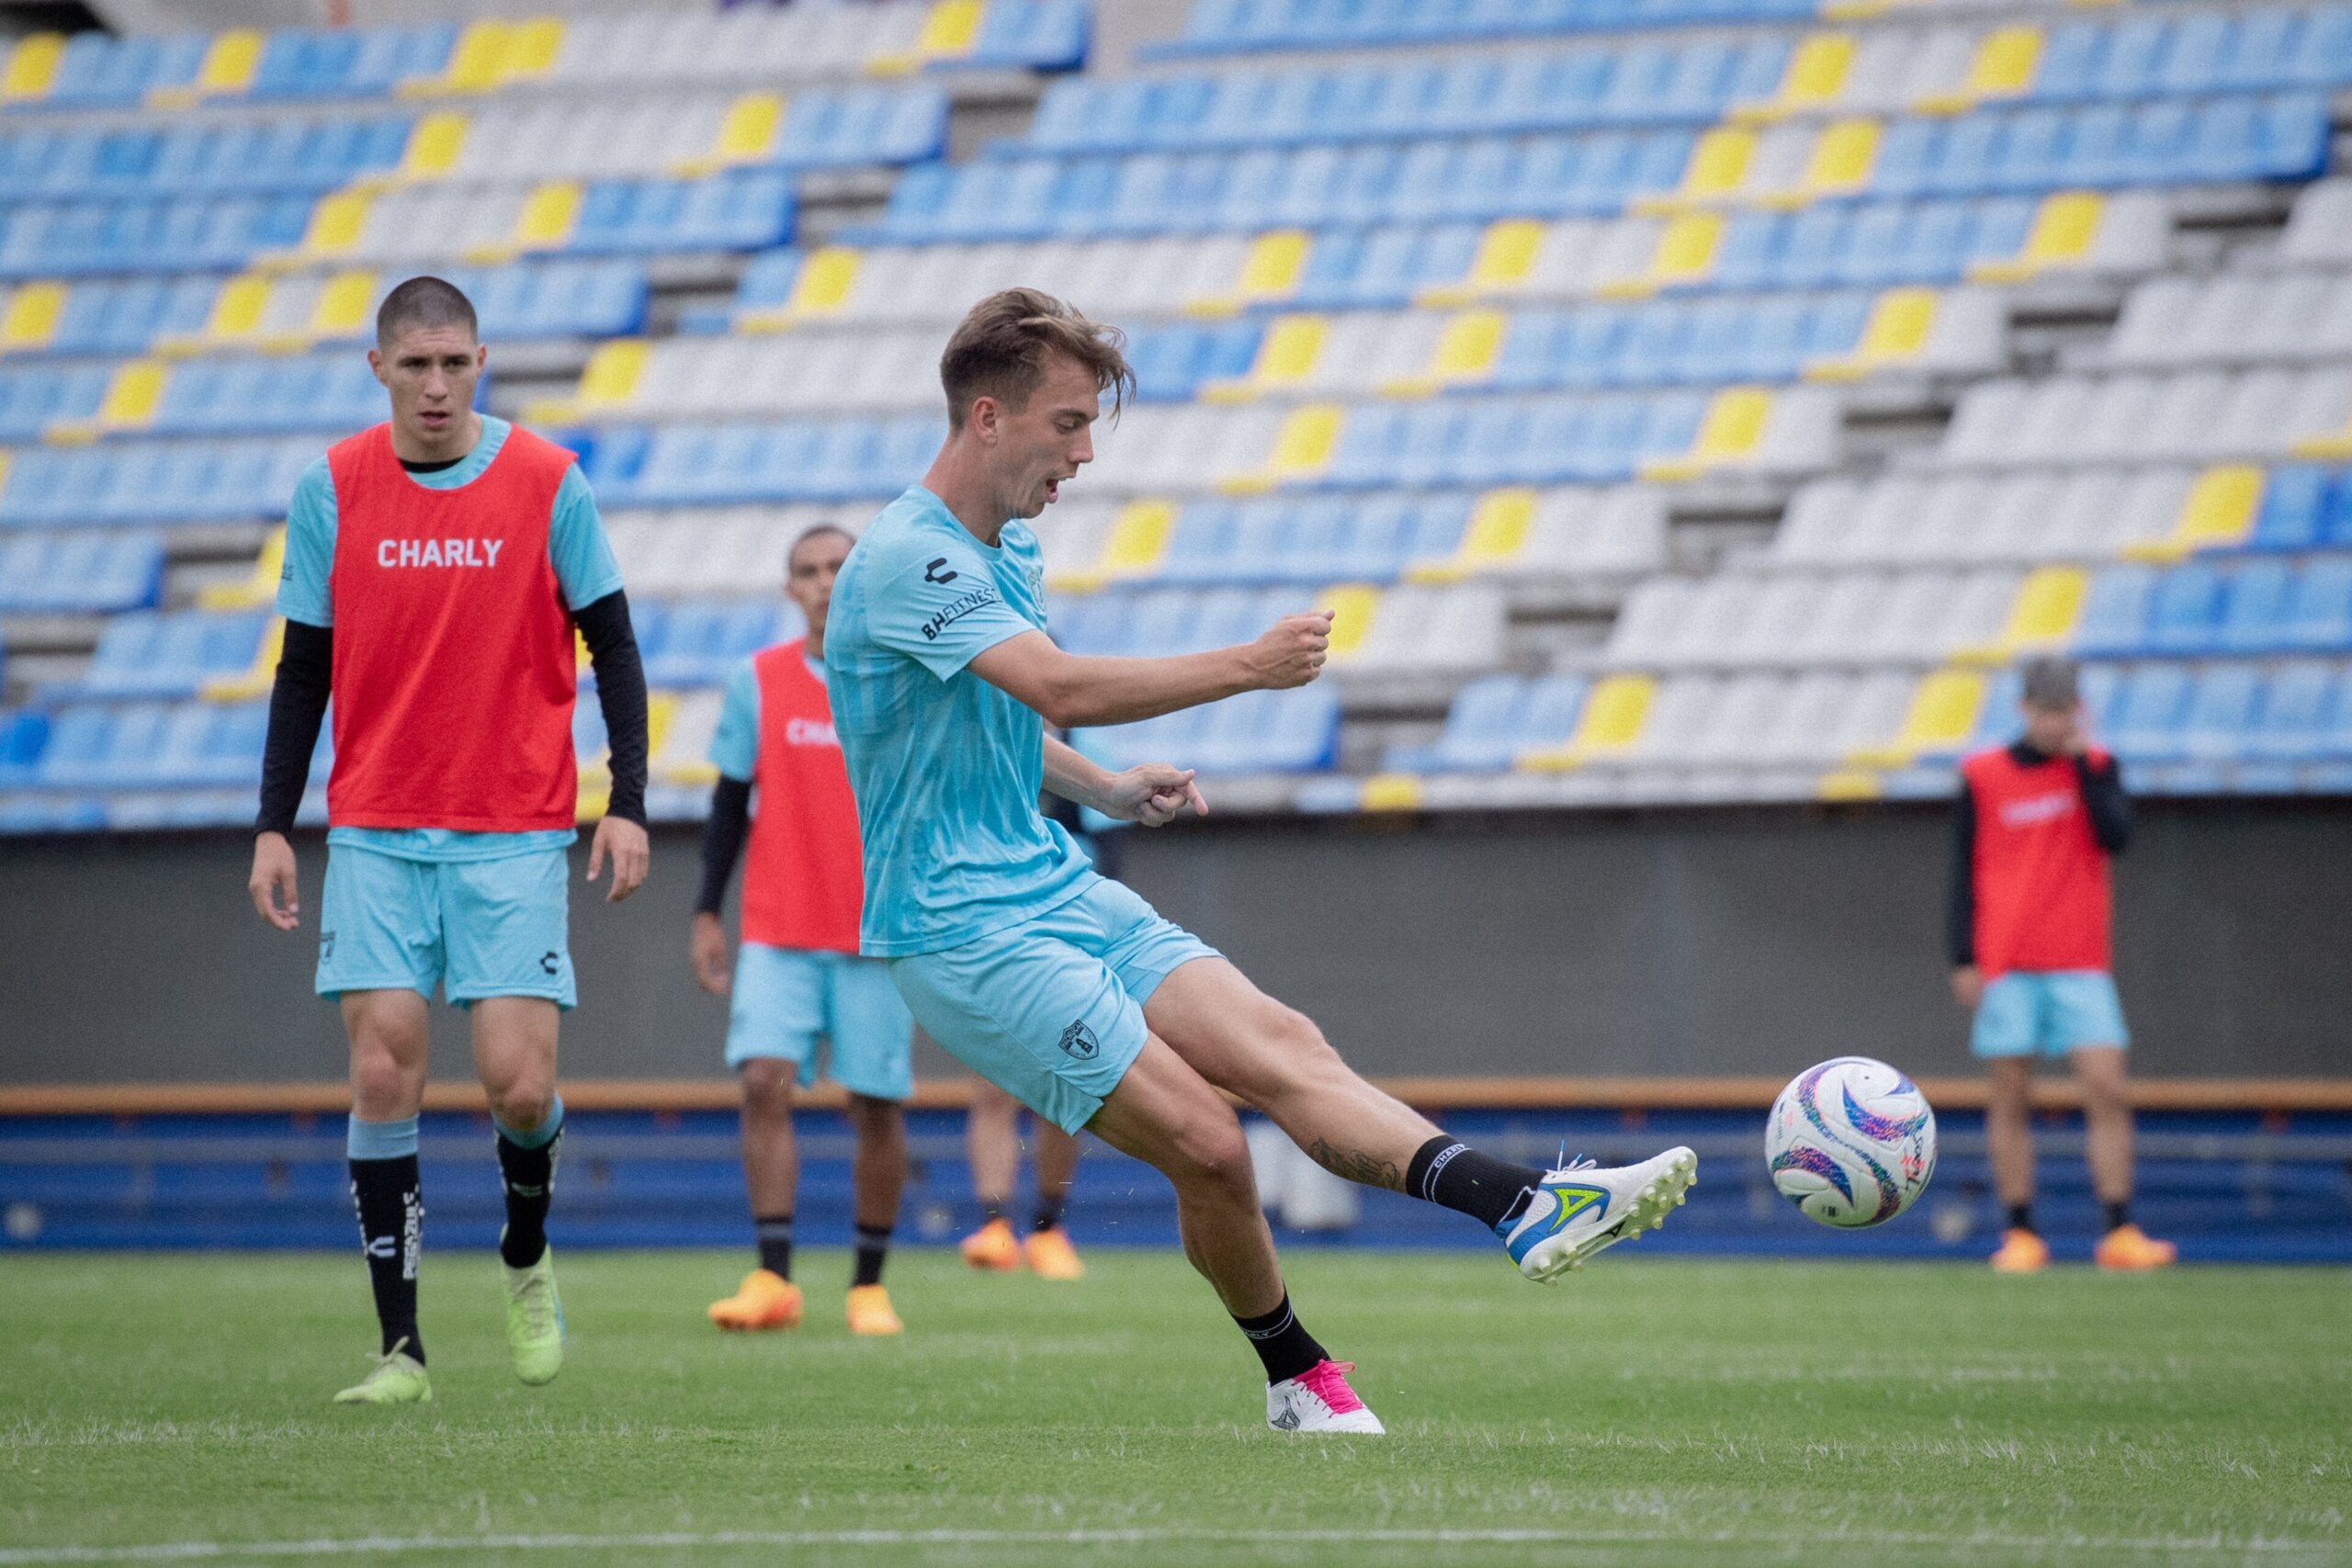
[1765,1056,1937,1229]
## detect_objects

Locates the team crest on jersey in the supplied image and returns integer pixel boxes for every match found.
[1058,1021,1100,1061]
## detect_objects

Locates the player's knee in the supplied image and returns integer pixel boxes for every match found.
[348,1044,413,1115]
[740,1060,792,1115]
[1171,1114,1254,1202]
[488,1080,555,1134]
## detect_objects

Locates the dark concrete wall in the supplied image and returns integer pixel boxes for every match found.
[2,802,2346,1084]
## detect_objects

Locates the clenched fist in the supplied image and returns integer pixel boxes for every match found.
[1245,611,1334,691]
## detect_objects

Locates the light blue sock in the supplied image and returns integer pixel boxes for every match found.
[347,1113,420,1161]
[492,1093,564,1150]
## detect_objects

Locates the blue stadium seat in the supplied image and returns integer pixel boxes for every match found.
[640,600,784,687]
[1412,672,1525,773]
[69,609,269,700]
[2214,559,2296,654]
[2285,6,2352,88]
[2143,561,2227,654]
[967,0,1091,72]
[2246,466,2332,550]
[2177,663,2265,761]
[2071,566,2157,657]
[2108,662,2193,763]
[0,531,164,614]
[2245,659,2336,761]
[0,708,47,788]
[2281,557,2352,650]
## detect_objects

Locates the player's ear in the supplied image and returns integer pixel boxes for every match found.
[367,347,387,386]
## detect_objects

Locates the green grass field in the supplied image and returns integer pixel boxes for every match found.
[3,1249,2347,1568]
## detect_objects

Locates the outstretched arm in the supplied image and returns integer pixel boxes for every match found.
[968,614,1331,731]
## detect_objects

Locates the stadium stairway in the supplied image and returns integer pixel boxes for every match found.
[3,0,2352,828]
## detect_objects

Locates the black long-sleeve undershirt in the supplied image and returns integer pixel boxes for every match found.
[253,589,648,835]
[695,775,752,916]
[1946,742,2132,967]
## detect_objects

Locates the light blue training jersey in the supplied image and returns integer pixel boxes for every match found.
[824,486,1095,956]
[277,414,625,863]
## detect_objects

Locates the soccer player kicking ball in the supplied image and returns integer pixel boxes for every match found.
[1951,656,2174,1273]
[692,524,913,1338]
[825,289,1697,1435]
[247,276,651,1405]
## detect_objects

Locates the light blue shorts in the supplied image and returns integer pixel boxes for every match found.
[728,943,913,1101]
[316,844,574,1010]
[1972,970,2130,1059]
[887,875,1219,1135]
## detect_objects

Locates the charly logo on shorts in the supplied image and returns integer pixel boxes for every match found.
[321,931,336,960]
[1058,1020,1099,1061]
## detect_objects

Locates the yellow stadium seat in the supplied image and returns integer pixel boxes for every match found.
[0,282,64,355]
[2292,419,2352,460]
[872,0,984,73]
[742,246,863,332]
[1805,287,1938,379]
[1204,314,1326,401]
[293,191,374,266]
[202,617,286,704]
[407,17,561,96]
[1358,773,1426,812]
[1190,231,1311,316]
[2124,466,2265,561]
[1523,674,1652,769]
[397,112,469,180]
[1219,404,1342,493]
[0,34,64,104]
[531,339,649,423]
[1815,768,1883,799]
[308,271,379,343]
[1785,118,1880,205]
[1101,501,1176,581]
[1599,212,1722,299]
[1955,566,2087,661]
[1320,583,1379,660]
[200,528,288,612]
[679,94,784,176]
[1408,488,1536,583]
[1968,191,2101,281]
[1419,219,1544,307]
[1848,668,1985,766]
[477,181,582,262]
[1640,388,1770,480]
[1917,25,2044,112]
[51,361,166,444]
[1637,127,1755,214]
[1384,310,1505,397]
[1734,32,1854,121]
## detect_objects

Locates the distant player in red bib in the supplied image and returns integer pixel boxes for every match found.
[1951,655,2174,1274]
[246,276,651,1406]
[693,525,912,1338]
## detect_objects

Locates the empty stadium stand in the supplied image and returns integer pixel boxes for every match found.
[1,0,2350,831]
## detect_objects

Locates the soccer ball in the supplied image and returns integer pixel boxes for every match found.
[1765,1056,1937,1228]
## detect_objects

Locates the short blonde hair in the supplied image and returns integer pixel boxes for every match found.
[939,288,1134,431]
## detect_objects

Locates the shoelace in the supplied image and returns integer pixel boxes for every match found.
[514,1274,557,1337]
[1300,1360,1363,1413]
[366,1336,414,1374]
[1546,1145,1597,1179]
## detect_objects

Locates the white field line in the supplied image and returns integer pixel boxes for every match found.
[0,1529,2344,1563]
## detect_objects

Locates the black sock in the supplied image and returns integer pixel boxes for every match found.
[350,1155,424,1364]
[2102,1200,2130,1233]
[980,1198,1007,1226]
[1032,1193,1067,1234]
[754,1213,794,1280]
[495,1123,560,1269]
[853,1224,891,1288]
[1405,1136,1546,1231]
[1233,1293,1328,1386]
[2007,1202,2035,1234]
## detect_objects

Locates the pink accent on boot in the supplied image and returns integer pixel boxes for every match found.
[1298,1359,1366,1416]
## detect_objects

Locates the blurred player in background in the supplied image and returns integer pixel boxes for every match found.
[247,276,650,1404]
[826,288,1697,1436]
[960,728,1121,1281]
[693,525,910,1337]
[1951,655,2175,1274]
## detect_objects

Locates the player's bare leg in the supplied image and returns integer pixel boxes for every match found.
[961,1079,1025,1269]
[1984,1056,2048,1271]
[1142,958,1693,1280]
[2076,1045,2175,1269]
[473,998,566,1382]
[1088,1033,1380,1433]
[334,989,434,1405]
[845,1093,907,1334]
[712,1059,803,1330]
[1023,1117,1085,1280]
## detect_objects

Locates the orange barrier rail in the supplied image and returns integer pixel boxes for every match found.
[4,1077,2348,1116]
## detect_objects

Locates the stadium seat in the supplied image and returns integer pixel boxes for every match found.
[0,530,164,614]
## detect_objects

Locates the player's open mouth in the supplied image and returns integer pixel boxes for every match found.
[1046,479,1061,502]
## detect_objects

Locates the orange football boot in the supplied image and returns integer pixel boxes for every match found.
[708,1269,802,1331]
[1023,1226,1085,1281]
[2094,1224,2177,1271]
[846,1284,903,1336]
[1989,1228,2050,1273]
[959,1217,1022,1270]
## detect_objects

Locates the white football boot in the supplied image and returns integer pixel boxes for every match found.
[1266,1359,1385,1435]
[1499,1147,1698,1282]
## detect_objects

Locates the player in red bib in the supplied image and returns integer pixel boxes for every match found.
[1951,656,2174,1274]
[692,525,913,1338]
[246,277,651,1405]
